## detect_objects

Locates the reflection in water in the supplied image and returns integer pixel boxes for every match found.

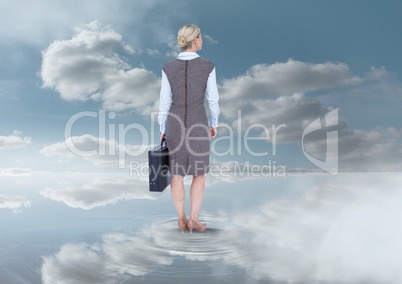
[1,174,402,283]
[41,215,254,284]
[41,174,402,284]
[0,245,43,284]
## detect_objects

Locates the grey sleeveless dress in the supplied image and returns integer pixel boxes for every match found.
[163,57,215,176]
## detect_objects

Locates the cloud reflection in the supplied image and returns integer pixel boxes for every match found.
[40,176,158,210]
[227,174,402,283]
[41,174,402,283]
[38,160,289,210]
[41,216,234,283]
[0,195,31,213]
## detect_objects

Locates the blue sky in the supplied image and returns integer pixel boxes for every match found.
[0,0,401,207]
[1,0,401,172]
[1,1,402,283]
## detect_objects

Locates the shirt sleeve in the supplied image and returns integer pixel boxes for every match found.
[206,67,220,128]
[158,70,172,134]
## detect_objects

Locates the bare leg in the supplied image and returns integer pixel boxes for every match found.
[189,175,205,221]
[170,175,186,219]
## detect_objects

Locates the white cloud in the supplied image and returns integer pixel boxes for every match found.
[40,21,161,112]
[339,129,402,170]
[217,60,360,143]
[40,134,110,159]
[303,126,402,171]
[231,92,342,143]
[0,195,32,213]
[0,130,32,150]
[40,134,151,167]
[41,233,173,284]
[40,176,158,210]
[219,59,361,112]
[366,66,389,80]
[387,127,402,138]
[204,34,218,45]
[216,60,402,171]
[162,34,181,57]
[0,167,34,176]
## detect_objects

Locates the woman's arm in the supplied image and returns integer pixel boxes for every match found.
[158,70,172,138]
[206,67,220,132]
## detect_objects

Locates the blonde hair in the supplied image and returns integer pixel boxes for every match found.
[177,24,201,50]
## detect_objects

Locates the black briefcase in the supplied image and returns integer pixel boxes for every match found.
[148,140,171,192]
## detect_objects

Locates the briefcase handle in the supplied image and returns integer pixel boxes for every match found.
[161,135,167,147]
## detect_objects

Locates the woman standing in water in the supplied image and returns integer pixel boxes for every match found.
[158,24,220,233]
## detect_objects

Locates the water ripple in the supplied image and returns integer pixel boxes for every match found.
[112,214,246,277]
[38,214,259,283]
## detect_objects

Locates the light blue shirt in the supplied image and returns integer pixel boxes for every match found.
[158,52,220,134]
